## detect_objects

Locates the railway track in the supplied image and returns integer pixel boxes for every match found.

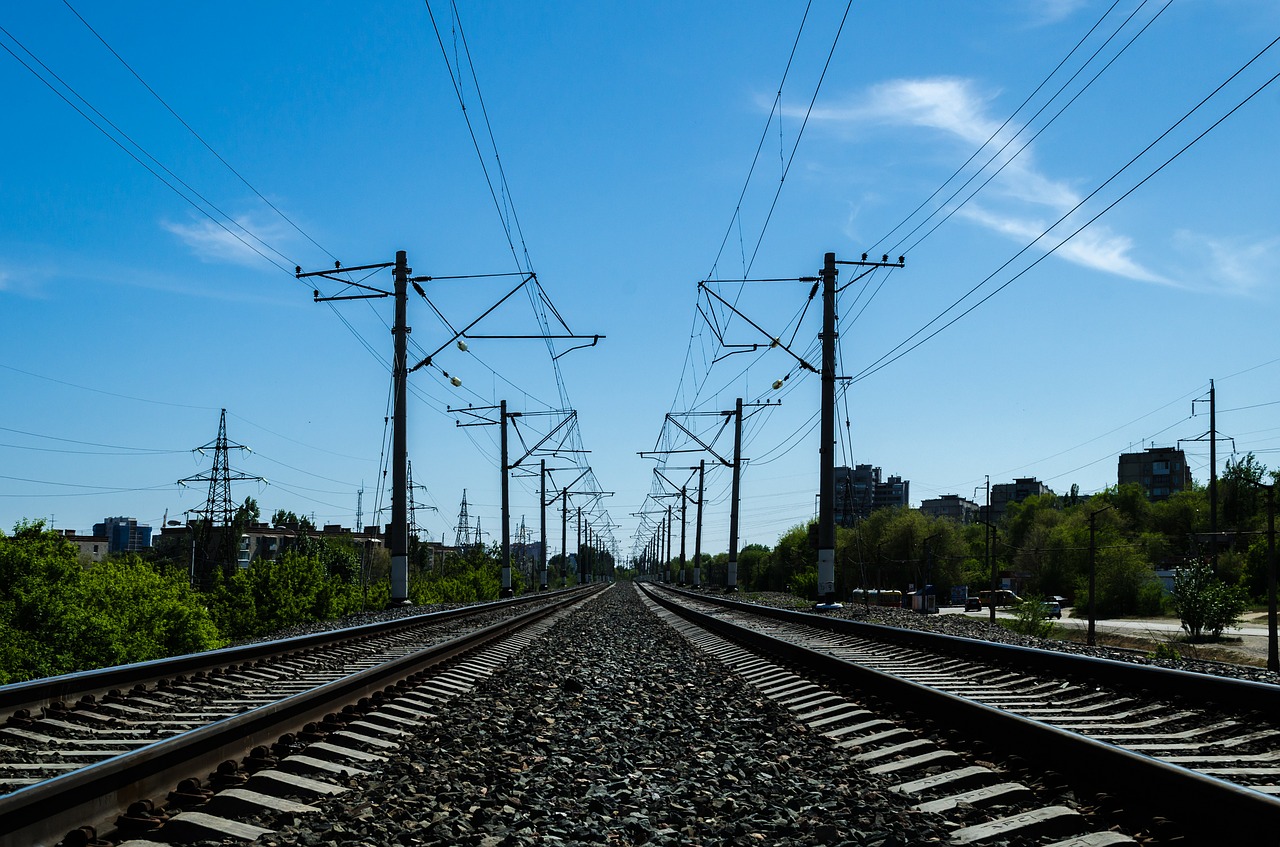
[0,586,601,847]
[9,581,1278,845]
[641,582,1280,843]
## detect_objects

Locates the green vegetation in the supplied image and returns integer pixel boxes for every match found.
[1170,559,1248,641]
[1004,594,1056,638]
[0,519,532,684]
[0,521,220,684]
[656,454,1277,643]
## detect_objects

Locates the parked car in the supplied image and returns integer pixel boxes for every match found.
[965,589,1022,611]
[1040,600,1062,619]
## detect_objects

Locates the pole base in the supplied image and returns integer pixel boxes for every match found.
[500,588,514,598]
[385,598,412,609]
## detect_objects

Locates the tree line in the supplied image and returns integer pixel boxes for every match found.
[0,511,609,684]
[662,455,1277,625]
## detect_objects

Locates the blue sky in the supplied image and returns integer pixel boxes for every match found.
[2,1,1278,562]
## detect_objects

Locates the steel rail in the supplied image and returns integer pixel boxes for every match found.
[0,587,587,717]
[0,586,602,847]
[641,583,1280,841]
[655,585,1280,711]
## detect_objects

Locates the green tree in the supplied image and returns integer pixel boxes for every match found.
[270,509,316,532]
[737,543,772,591]
[0,521,81,681]
[1222,453,1268,532]
[0,523,222,682]
[68,556,222,667]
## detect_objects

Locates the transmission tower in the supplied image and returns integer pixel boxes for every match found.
[454,490,473,550]
[177,408,262,584]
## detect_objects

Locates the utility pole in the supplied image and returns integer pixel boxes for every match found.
[653,466,700,586]
[540,460,548,590]
[500,399,512,596]
[300,256,600,605]
[640,404,768,591]
[726,397,743,591]
[818,252,905,607]
[299,253,415,604]
[1185,380,1234,572]
[389,253,409,602]
[450,405,584,596]
[817,252,838,606]
[679,485,688,585]
[663,504,672,582]
[1211,379,1217,568]
[694,460,705,588]
[1267,483,1277,673]
[984,476,996,623]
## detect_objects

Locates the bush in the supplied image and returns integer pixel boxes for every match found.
[1005,594,1055,638]
[1171,560,1248,640]
[789,569,818,600]
[0,525,222,681]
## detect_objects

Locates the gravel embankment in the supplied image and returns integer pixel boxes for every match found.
[731,590,1280,686]
[253,583,948,847]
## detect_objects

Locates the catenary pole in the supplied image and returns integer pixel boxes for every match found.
[727,397,743,591]
[817,252,838,604]
[694,460,705,588]
[390,251,410,603]
[540,460,548,590]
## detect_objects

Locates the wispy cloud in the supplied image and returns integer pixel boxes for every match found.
[959,204,1175,286]
[0,264,50,298]
[161,214,288,268]
[803,76,1171,285]
[1026,0,1088,27]
[1174,230,1280,297]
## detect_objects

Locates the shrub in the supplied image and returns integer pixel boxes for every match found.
[1006,594,1055,639]
[788,568,818,600]
[1171,560,1248,641]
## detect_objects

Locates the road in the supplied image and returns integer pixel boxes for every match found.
[939,606,1276,663]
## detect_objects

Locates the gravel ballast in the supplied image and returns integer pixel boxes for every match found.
[257,583,948,846]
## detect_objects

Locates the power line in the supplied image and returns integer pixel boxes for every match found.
[0,25,296,273]
[851,38,1280,385]
[60,0,339,263]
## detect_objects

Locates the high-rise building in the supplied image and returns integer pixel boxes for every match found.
[920,494,980,524]
[834,464,910,525]
[92,517,152,554]
[981,478,1055,524]
[1117,447,1192,501]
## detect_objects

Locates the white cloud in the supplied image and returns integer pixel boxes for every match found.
[802,76,1169,285]
[162,214,286,268]
[1174,230,1280,297]
[1026,0,1088,27]
[958,204,1175,286]
[0,265,50,298]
